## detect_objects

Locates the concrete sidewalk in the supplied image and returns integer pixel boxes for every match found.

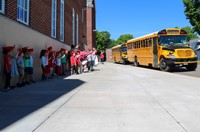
[0,74,85,132]
[1,63,200,132]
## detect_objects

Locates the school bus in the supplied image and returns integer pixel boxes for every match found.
[111,44,129,64]
[126,28,198,71]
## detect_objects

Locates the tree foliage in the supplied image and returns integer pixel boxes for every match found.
[96,31,111,51]
[96,31,134,51]
[183,0,200,35]
[181,26,198,40]
[117,34,134,44]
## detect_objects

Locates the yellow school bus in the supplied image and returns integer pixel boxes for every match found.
[111,44,129,64]
[126,28,198,71]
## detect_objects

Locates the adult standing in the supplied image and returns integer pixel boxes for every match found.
[100,51,105,64]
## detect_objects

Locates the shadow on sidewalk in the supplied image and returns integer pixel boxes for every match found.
[0,78,85,130]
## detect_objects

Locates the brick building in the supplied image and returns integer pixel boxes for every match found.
[0,0,96,89]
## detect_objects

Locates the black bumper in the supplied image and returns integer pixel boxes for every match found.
[166,57,198,65]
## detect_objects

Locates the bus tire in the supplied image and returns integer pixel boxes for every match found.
[160,58,171,72]
[134,57,139,67]
[186,63,197,71]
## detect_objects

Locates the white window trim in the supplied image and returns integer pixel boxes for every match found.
[60,0,64,42]
[72,8,75,45]
[76,14,79,45]
[17,0,30,25]
[0,0,5,14]
[51,0,57,38]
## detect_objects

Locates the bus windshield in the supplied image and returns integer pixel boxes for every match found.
[159,35,187,46]
[121,46,127,52]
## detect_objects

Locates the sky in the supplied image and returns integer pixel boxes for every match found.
[96,0,191,40]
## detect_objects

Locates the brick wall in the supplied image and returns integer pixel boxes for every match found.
[5,0,17,20]
[2,0,87,47]
[106,49,113,62]
[30,0,51,37]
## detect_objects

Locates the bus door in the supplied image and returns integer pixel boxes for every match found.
[120,47,123,62]
[153,37,158,67]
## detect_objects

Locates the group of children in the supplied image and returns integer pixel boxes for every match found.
[39,46,68,80]
[1,45,103,92]
[2,46,34,91]
[39,46,98,79]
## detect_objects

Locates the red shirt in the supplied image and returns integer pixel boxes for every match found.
[4,54,11,71]
[76,55,81,65]
[70,56,76,66]
[48,58,55,67]
[100,53,104,59]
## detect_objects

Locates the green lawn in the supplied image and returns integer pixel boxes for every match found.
[198,61,200,65]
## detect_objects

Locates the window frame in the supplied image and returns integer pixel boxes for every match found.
[0,0,5,14]
[60,0,64,42]
[51,0,57,38]
[17,0,30,25]
[76,14,79,45]
[72,8,75,45]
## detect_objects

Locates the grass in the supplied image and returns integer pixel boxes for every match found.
[198,61,200,65]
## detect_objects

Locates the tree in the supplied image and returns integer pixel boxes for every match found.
[109,39,119,48]
[183,0,200,35]
[96,31,112,51]
[181,26,198,40]
[117,34,134,44]
[96,31,134,51]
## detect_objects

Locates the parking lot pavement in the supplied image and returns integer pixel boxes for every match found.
[174,65,200,78]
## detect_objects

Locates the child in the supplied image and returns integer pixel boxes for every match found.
[55,51,62,76]
[75,51,81,74]
[70,51,76,75]
[23,49,31,84]
[61,48,67,76]
[40,50,50,80]
[100,51,105,64]
[49,51,56,78]
[28,48,35,83]
[16,49,25,87]
[2,46,15,91]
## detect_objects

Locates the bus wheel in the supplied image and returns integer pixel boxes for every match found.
[186,63,197,71]
[134,57,139,67]
[160,58,171,72]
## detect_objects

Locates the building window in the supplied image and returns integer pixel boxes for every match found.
[72,8,75,45]
[17,0,30,25]
[51,0,57,38]
[60,0,64,42]
[76,14,79,45]
[0,0,5,14]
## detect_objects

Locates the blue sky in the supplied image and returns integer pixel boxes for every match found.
[96,0,191,40]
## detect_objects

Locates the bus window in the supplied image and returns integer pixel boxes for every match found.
[145,40,148,47]
[127,43,132,49]
[121,46,127,52]
[149,39,152,47]
[141,41,144,48]
[159,35,187,46]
